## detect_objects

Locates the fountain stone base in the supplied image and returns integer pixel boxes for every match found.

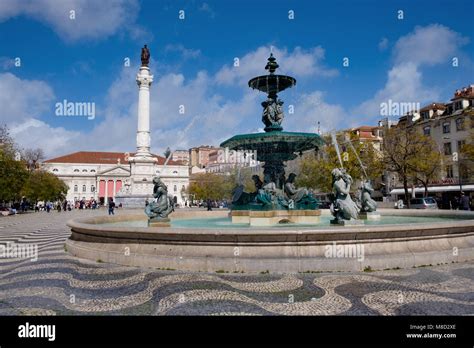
[148,217,170,227]
[231,209,321,226]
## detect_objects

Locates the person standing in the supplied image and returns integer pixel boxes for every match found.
[206,199,212,211]
[108,199,116,215]
[459,192,470,211]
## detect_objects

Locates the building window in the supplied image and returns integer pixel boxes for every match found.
[421,111,429,120]
[82,185,86,192]
[454,101,463,110]
[91,185,95,193]
[90,169,96,173]
[455,118,465,131]
[74,185,78,192]
[182,185,185,191]
[52,168,59,172]
[443,142,452,156]
[446,165,453,179]
[173,170,178,174]
[423,126,430,136]
[174,185,177,192]
[442,122,450,134]
[74,169,79,172]
[82,169,87,172]
[458,140,466,152]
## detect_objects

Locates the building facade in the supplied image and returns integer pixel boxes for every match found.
[388,85,474,202]
[42,151,189,206]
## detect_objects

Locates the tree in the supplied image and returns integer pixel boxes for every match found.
[22,148,45,172]
[413,148,442,197]
[21,170,68,202]
[382,126,441,207]
[297,134,383,193]
[0,149,29,203]
[0,126,28,203]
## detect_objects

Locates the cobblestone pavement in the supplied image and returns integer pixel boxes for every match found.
[0,210,473,316]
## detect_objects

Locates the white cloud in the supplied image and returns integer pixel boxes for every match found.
[0,72,55,124]
[9,118,81,156]
[287,91,347,133]
[215,46,338,86]
[393,24,468,66]
[0,0,141,41]
[355,24,468,120]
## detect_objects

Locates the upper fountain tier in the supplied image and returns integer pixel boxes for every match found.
[248,53,296,96]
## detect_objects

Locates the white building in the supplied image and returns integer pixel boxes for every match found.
[42,151,189,206]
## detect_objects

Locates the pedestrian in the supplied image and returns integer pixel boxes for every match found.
[206,199,212,211]
[459,192,470,211]
[108,199,115,215]
[46,202,51,213]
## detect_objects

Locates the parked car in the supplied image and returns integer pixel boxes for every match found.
[409,197,438,209]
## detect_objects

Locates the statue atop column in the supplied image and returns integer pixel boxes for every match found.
[141,44,150,67]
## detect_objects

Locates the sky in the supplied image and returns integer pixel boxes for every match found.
[0,0,473,158]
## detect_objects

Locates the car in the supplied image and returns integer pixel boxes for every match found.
[409,197,438,209]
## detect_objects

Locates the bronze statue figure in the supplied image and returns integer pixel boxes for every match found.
[145,176,174,220]
[330,168,359,222]
[141,44,150,67]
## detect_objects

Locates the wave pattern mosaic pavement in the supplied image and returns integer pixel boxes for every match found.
[0,210,473,316]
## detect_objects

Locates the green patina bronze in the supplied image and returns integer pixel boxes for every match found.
[220,54,324,211]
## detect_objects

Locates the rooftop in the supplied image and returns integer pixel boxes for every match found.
[43,151,181,165]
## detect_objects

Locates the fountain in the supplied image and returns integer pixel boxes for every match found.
[221,54,324,226]
[65,48,474,273]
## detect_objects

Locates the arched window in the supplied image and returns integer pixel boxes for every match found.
[173,170,178,174]
[52,168,59,172]
[74,185,78,192]
[90,169,96,173]
[74,169,80,172]
[82,185,87,192]
[82,169,88,172]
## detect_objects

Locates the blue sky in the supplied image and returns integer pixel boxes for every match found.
[0,0,473,157]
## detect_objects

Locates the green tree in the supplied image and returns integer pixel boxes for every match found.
[297,134,383,193]
[383,126,441,207]
[21,170,68,202]
[0,125,28,203]
[0,149,29,202]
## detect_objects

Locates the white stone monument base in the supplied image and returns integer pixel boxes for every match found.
[115,194,153,209]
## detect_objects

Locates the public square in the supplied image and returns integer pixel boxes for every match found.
[0,210,473,316]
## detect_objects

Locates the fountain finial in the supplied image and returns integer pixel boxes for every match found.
[265,53,279,74]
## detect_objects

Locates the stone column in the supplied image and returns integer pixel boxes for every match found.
[135,66,154,158]
[104,179,108,203]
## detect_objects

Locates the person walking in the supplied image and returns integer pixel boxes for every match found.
[108,199,116,215]
[459,192,470,211]
[206,199,212,211]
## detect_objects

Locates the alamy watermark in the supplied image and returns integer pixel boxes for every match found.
[217,148,258,165]
[380,99,420,117]
[0,241,38,261]
[324,242,364,262]
[55,99,95,120]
